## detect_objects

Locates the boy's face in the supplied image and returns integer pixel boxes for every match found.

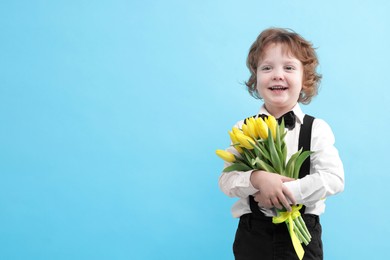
[256,43,303,117]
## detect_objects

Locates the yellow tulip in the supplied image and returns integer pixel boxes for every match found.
[265,116,277,140]
[232,127,242,135]
[255,117,269,139]
[215,149,236,163]
[241,124,250,137]
[247,117,259,139]
[235,132,255,149]
[228,130,243,153]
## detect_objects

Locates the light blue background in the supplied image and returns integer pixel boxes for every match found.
[1,0,389,259]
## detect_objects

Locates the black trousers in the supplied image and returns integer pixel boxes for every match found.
[233,197,323,260]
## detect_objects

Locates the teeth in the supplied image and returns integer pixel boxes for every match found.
[270,86,287,90]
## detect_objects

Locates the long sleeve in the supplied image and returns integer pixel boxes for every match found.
[218,119,258,199]
[283,119,345,205]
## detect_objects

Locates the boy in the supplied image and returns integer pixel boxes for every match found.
[218,28,344,260]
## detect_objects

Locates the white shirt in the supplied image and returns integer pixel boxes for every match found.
[218,104,345,218]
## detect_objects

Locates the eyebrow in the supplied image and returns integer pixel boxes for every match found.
[259,59,300,66]
[285,61,300,66]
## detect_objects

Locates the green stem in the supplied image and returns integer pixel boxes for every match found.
[293,219,309,245]
[293,221,309,245]
[298,216,312,239]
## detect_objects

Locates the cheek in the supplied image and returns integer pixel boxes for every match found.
[290,74,303,89]
[255,78,265,95]
[256,74,266,89]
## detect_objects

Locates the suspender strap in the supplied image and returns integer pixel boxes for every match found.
[297,115,314,214]
[298,115,314,179]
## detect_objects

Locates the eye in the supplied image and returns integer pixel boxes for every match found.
[285,65,295,71]
[260,65,272,71]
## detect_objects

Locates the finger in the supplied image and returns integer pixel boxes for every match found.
[280,176,295,182]
[253,194,265,207]
[271,197,283,210]
[258,198,272,209]
[265,199,274,209]
[253,192,260,202]
[274,190,291,211]
[278,194,292,211]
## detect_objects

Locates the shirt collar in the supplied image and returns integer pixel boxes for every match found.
[257,103,305,125]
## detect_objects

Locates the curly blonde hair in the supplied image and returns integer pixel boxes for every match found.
[245,28,321,104]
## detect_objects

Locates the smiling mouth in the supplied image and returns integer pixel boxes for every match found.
[269,86,288,91]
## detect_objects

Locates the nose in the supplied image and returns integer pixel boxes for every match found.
[272,74,283,81]
[272,69,284,81]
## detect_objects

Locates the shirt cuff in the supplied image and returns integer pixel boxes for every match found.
[283,180,303,204]
[234,170,258,196]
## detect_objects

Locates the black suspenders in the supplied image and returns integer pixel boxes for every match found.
[247,114,315,215]
[298,115,315,179]
[297,115,314,214]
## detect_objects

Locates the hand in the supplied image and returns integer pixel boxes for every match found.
[250,170,296,211]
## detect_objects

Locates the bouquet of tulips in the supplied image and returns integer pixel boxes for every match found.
[216,115,312,260]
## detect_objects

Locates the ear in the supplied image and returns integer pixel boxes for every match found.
[298,87,305,102]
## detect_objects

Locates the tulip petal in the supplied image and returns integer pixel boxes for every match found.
[255,117,268,139]
[215,149,236,163]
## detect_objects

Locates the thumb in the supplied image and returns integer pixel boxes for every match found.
[280,176,295,182]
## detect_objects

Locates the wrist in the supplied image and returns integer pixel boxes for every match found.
[250,170,264,190]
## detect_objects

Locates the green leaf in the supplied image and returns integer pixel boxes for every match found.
[253,158,277,173]
[267,128,282,173]
[255,142,271,161]
[230,142,240,147]
[239,148,254,165]
[293,150,313,179]
[279,118,285,134]
[282,143,288,163]
[234,154,247,164]
[223,163,253,172]
[285,151,301,178]
[244,150,254,164]
[276,121,282,151]
[286,159,295,178]
[252,140,262,159]
[275,124,286,172]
